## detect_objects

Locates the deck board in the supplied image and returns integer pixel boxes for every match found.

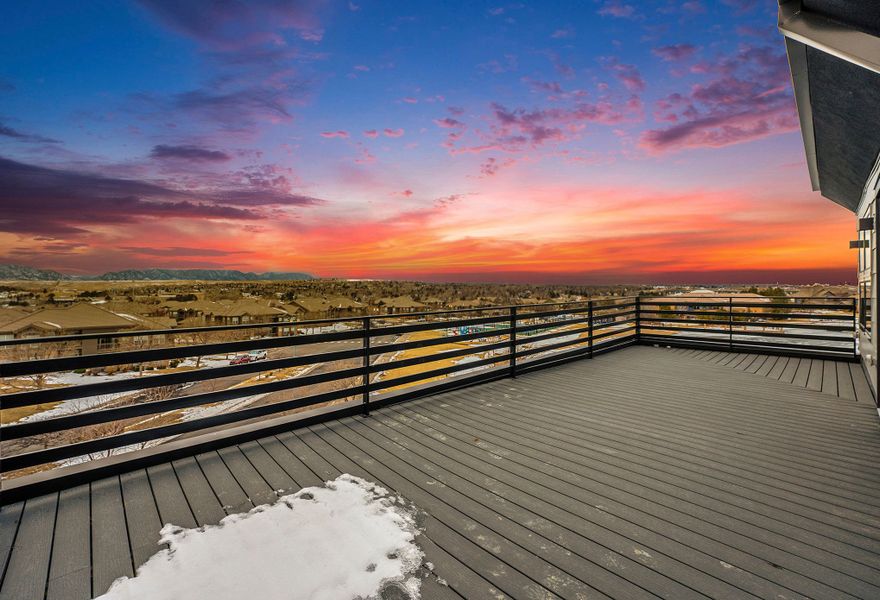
[119,470,162,570]
[195,451,252,515]
[0,494,56,600]
[46,485,90,600]
[684,350,874,404]
[0,502,23,590]
[90,478,132,597]
[2,346,879,600]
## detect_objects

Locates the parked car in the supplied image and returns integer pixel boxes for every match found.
[248,350,268,361]
[230,354,251,365]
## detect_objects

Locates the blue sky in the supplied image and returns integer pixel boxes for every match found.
[0,1,857,283]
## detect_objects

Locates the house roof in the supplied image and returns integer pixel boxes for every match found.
[0,307,29,326]
[212,300,286,318]
[291,297,333,313]
[0,303,140,334]
[779,1,880,211]
[324,296,366,309]
[376,295,427,309]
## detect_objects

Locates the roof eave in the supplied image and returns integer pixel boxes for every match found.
[778,0,880,211]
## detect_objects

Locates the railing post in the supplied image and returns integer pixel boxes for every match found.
[509,306,517,378]
[853,297,858,361]
[362,317,371,416]
[588,300,594,358]
[635,296,641,341]
[728,297,733,351]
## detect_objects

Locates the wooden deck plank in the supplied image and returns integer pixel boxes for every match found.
[755,355,778,377]
[238,440,297,495]
[745,354,768,374]
[396,397,880,596]
[194,451,252,515]
[767,355,789,380]
[90,478,132,597]
[0,494,56,600]
[317,421,630,600]
[807,359,824,391]
[0,502,23,590]
[850,363,875,404]
[119,470,162,570]
[823,360,839,396]
[255,436,323,489]
[374,402,867,600]
[290,429,520,600]
[340,416,746,600]
[780,356,801,383]
[146,463,197,529]
[172,457,226,526]
[46,485,90,600]
[792,358,812,387]
[275,431,338,482]
[838,362,857,401]
[300,426,588,600]
[216,446,277,507]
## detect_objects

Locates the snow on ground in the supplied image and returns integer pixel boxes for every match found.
[97,475,425,600]
[178,363,319,422]
[17,390,130,423]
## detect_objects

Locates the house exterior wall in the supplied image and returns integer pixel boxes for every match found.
[857,195,878,397]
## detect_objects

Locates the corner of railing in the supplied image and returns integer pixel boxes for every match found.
[728,297,733,351]
[509,305,518,378]
[635,295,641,342]
[588,299,594,359]
[362,316,371,416]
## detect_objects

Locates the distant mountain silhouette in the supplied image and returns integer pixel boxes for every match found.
[0,264,314,281]
[98,269,314,281]
[0,264,70,280]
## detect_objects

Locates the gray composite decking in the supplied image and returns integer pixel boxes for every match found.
[666,347,874,402]
[2,345,880,599]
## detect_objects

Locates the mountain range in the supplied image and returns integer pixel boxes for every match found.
[0,264,314,281]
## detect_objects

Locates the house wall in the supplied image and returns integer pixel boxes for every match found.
[857,196,878,398]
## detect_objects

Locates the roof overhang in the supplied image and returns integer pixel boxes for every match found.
[778,0,880,212]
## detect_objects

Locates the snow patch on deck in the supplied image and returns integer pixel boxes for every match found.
[97,474,424,600]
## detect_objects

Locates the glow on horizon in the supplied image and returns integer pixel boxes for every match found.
[0,1,857,284]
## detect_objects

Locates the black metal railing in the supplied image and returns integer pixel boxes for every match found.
[0,295,855,479]
[638,296,856,360]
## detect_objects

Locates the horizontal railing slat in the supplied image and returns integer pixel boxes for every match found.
[0,296,856,476]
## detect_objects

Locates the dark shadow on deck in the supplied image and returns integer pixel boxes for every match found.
[2,346,880,599]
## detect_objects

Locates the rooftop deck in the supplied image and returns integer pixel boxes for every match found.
[2,345,880,600]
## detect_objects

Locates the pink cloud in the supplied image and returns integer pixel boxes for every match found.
[597,1,635,18]
[680,1,705,14]
[383,128,405,137]
[433,117,464,129]
[605,60,645,93]
[652,44,697,62]
[551,26,574,39]
[401,97,418,104]
[640,45,798,153]
[320,130,349,138]
[353,64,370,72]
[480,157,516,177]
[363,129,379,138]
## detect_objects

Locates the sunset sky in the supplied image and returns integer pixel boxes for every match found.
[0,1,857,284]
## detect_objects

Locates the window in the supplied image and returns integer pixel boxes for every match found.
[860,281,872,334]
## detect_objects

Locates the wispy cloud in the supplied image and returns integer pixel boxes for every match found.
[652,44,697,62]
[640,45,797,153]
[0,120,60,144]
[150,144,231,161]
